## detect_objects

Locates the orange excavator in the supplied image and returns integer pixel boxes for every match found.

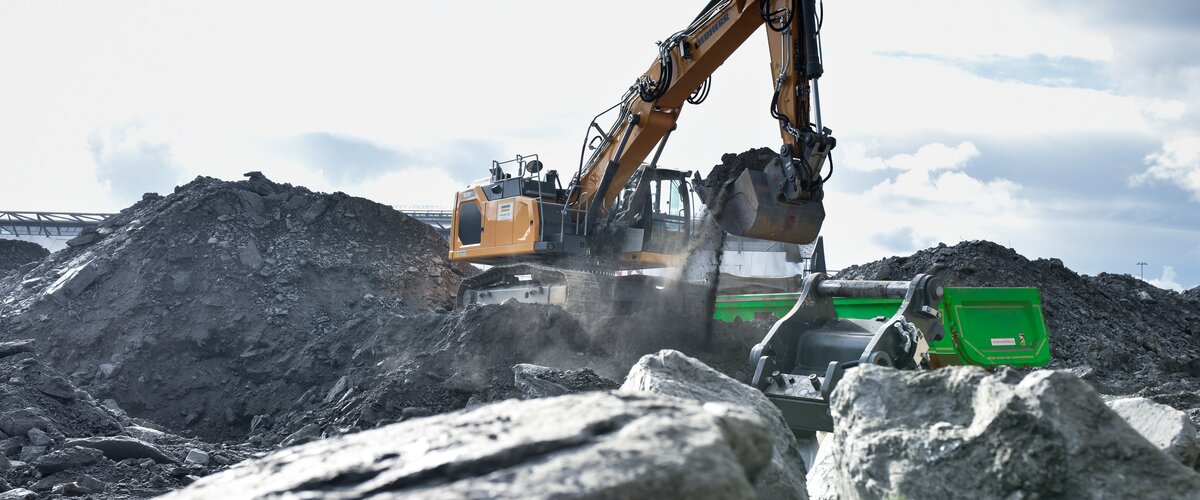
[449,0,835,311]
[446,1,1052,436]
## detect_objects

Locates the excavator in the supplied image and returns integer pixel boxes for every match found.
[448,0,1050,434]
[450,0,831,313]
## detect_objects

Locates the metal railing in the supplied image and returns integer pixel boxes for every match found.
[0,211,117,237]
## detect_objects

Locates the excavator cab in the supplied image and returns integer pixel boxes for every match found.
[611,167,694,267]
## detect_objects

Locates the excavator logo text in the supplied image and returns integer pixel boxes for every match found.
[695,13,730,48]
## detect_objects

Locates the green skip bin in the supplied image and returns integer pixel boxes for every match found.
[714,287,1050,368]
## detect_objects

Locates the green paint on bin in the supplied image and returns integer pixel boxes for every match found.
[714,287,1050,368]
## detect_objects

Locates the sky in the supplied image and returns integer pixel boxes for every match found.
[2,0,1197,290]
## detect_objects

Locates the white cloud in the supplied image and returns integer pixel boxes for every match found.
[846,141,1023,211]
[1144,265,1185,292]
[820,141,1036,267]
[843,142,979,172]
[1133,136,1200,201]
[89,122,185,201]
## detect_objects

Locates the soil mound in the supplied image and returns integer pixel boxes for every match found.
[0,240,49,275]
[0,173,471,440]
[837,240,1200,423]
[247,301,764,447]
[0,345,248,498]
[0,173,761,444]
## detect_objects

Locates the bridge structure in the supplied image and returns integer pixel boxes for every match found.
[0,211,117,238]
[1,208,790,254]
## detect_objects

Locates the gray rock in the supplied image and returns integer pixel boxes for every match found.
[0,451,10,470]
[46,259,112,299]
[0,339,35,358]
[0,408,51,439]
[0,437,23,457]
[18,445,45,462]
[1108,397,1200,470]
[236,189,265,214]
[825,365,1200,499]
[102,398,127,416]
[279,423,321,448]
[512,363,618,399]
[52,482,91,496]
[804,434,837,500]
[164,392,775,499]
[64,436,177,464]
[65,230,102,248]
[323,375,348,404]
[126,425,165,444]
[301,199,328,224]
[399,407,432,419]
[26,427,51,447]
[249,415,271,433]
[0,488,37,500]
[620,350,808,500]
[78,474,105,493]
[184,448,210,466]
[34,446,104,474]
[171,271,192,293]
[78,473,105,493]
[33,370,76,400]
[238,241,263,269]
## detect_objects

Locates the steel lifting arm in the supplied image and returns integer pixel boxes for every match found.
[572,0,834,227]
[748,273,946,432]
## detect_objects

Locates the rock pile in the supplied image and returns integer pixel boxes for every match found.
[168,350,1200,500]
[838,240,1200,424]
[0,173,471,440]
[0,173,763,446]
[0,343,248,497]
[165,350,806,500]
[251,302,762,446]
[0,240,48,275]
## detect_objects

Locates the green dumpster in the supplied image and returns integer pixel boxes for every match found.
[714,287,1050,368]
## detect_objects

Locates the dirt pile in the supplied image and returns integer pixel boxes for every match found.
[0,343,251,498]
[0,172,764,446]
[697,147,778,190]
[0,173,471,440]
[837,240,1200,423]
[0,240,48,275]
[247,301,764,447]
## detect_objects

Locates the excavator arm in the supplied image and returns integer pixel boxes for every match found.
[570,0,835,244]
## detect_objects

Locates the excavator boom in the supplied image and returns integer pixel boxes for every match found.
[449,0,835,266]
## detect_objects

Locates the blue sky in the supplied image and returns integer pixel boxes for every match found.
[1,1,1197,290]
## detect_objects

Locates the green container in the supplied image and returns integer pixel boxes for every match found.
[713,287,1050,368]
[935,287,1049,368]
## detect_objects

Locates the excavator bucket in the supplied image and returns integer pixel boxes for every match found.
[695,158,825,244]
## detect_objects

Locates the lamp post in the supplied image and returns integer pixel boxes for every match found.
[1137,261,1148,280]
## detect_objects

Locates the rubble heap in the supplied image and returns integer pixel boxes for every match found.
[0,173,764,444]
[0,240,48,275]
[838,240,1200,424]
[0,341,248,498]
[0,173,471,439]
[252,302,762,447]
[165,350,805,500]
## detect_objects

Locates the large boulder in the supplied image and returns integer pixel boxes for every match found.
[621,349,808,499]
[1108,397,1200,470]
[165,392,776,499]
[821,365,1200,499]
